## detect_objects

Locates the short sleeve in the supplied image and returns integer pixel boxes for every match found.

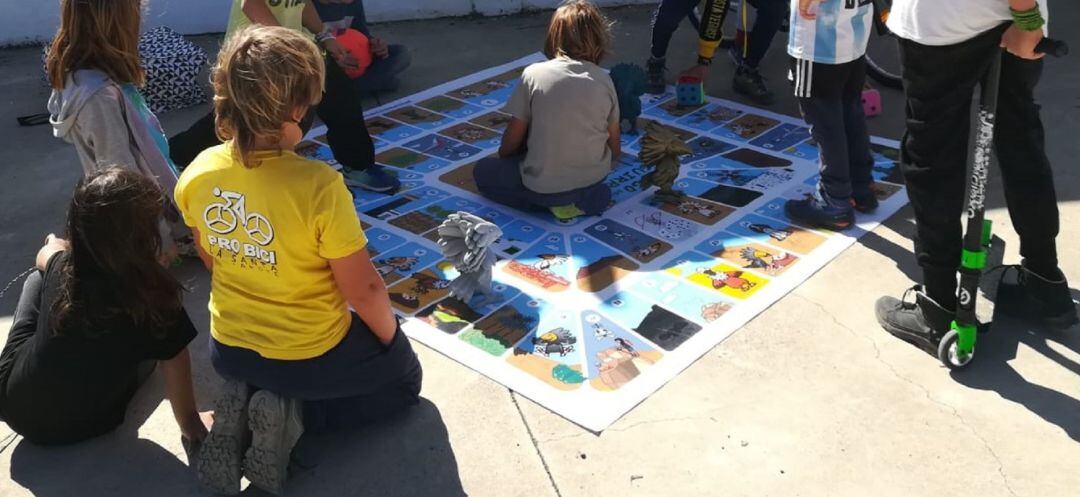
[173,170,196,229]
[606,79,620,126]
[314,174,368,259]
[139,309,198,360]
[503,75,531,123]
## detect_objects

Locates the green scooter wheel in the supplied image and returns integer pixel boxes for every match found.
[937,329,974,369]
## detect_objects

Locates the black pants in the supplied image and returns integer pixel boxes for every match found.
[210,314,422,433]
[473,156,613,216]
[899,23,1059,307]
[792,56,873,199]
[650,0,785,67]
[168,56,376,174]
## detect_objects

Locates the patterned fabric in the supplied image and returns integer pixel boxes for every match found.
[42,26,208,114]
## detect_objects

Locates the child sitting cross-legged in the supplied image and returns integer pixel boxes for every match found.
[175,26,422,495]
[473,0,621,221]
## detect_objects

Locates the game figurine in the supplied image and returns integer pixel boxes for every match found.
[609,63,647,134]
[435,212,503,302]
[638,121,692,204]
[676,75,705,107]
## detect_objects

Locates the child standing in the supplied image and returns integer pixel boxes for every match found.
[0,168,205,446]
[46,0,188,253]
[783,0,876,230]
[473,0,621,221]
[176,26,421,495]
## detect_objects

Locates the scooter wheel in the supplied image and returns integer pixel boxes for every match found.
[937,330,974,370]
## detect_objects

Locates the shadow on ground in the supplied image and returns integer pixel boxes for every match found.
[8,398,463,497]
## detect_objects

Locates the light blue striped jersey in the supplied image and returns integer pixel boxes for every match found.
[787,0,874,64]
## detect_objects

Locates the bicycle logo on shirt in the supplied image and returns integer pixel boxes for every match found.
[203,188,275,246]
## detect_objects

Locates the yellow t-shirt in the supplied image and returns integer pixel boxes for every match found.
[226,0,306,40]
[175,144,367,360]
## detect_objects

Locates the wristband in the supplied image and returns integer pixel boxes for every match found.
[1010,4,1045,32]
[697,55,713,67]
[315,29,335,45]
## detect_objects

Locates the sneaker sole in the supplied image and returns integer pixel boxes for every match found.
[875,313,940,354]
[784,204,855,231]
[197,381,249,495]
[244,392,304,495]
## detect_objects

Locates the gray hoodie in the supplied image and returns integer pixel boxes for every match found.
[48,69,179,200]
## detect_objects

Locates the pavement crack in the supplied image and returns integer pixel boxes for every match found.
[795,294,1017,497]
[510,391,564,497]
[606,416,702,433]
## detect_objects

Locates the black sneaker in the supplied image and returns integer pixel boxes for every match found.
[875,286,956,354]
[733,65,775,105]
[645,57,667,95]
[997,264,1078,331]
[851,188,879,214]
[784,191,855,231]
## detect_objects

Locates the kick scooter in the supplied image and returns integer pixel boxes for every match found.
[937,37,1068,369]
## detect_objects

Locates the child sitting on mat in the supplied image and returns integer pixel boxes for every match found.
[175,26,421,495]
[473,0,621,221]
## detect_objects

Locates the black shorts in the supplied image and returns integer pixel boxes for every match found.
[789,56,867,99]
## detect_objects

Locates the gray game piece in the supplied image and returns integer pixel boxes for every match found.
[435,212,503,302]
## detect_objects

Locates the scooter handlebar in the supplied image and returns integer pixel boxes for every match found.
[1035,38,1068,57]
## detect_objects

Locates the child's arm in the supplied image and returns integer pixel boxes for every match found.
[498,118,529,158]
[35,234,69,271]
[329,249,399,345]
[189,228,214,271]
[161,348,209,442]
[607,121,621,167]
[303,2,360,71]
[240,0,282,26]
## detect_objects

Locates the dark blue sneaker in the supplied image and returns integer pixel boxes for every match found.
[851,187,879,213]
[785,190,855,231]
[344,166,400,192]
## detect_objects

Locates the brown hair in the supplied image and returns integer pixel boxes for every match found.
[212,26,325,168]
[543,0,613,64]
[46,0,145,89]
[54,167,183,336]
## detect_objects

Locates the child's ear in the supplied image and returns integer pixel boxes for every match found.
[291,106,308,123]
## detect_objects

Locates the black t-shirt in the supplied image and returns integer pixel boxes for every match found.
[0,252,196,445]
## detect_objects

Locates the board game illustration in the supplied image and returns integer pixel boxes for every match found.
[305,54,907,431]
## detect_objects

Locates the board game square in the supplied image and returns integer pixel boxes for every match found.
[365,116,424,141]
[375,147,452,172]
[386,106,453,130]
[715,114,782,142]
[402,134,484,162]
[418,95,485,119]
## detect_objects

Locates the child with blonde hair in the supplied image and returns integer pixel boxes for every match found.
[176,26,421,495]
[474,0,621,220]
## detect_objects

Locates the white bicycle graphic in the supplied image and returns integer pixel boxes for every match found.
[203,187,275,246]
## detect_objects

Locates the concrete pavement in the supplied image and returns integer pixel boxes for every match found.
[1,6,1078,496]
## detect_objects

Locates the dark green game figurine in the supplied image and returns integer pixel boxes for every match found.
[639,121,691,204]
[609,63,646,134]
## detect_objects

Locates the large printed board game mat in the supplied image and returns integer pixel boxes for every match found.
[302,53,906,431]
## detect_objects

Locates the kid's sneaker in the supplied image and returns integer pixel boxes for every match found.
[343,166,400,192]
[197,380,251,495]
[244,390,305,495]
[875,286,956,354]
[785,190,855,231]
[851,188,880,213]
[997,263,1079,331]
[732,65,775,105]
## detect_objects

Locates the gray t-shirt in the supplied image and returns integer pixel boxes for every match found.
[504,57,619,194]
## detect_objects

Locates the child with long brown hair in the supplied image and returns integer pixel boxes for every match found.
[0,167,205,446]
[473,0,621,220]
[46,0,188,255]
[175,26,421,495]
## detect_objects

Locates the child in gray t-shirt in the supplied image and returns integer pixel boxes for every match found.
[473,0,621,220]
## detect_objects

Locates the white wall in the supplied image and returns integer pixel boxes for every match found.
[0,0,652,46]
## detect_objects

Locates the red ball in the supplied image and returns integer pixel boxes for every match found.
[335,28,372,79]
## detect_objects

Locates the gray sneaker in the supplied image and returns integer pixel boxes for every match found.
[244,390,305,495]
[197,379,251,495]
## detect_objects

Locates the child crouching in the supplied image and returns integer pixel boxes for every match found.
[474,0,621,221]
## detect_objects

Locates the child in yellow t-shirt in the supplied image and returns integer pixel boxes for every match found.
[175,26,421,495]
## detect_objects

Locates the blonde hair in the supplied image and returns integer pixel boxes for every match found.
[47,0,145,89]
[543,0,613,65]
[212,26,325,168]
